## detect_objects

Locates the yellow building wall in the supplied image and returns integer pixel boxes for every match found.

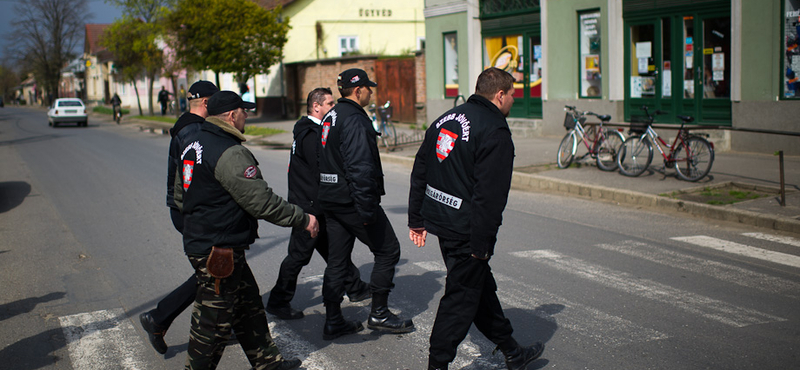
[281,0,425,62]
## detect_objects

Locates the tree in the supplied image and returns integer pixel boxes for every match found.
[105,0,174,23]
[103,0,172,115]
[10,0,90,106]
[0,63,21,102]
[164,0,290,87]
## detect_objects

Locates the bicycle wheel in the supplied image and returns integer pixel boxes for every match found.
[380,122,397,149]
[595,129,625,171]
[673,136,714,182]
[556,131,577,169]
[617,135,653,177]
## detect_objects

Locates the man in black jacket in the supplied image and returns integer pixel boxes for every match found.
[408,67,544,370]
[139,80,218,355]
[266,88,371,320]
[317,69,414,340]
[174,91,316,370]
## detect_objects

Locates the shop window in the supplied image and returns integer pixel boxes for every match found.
[702,17,730,99]
[630,24,656,98]
[444,33,459,98]
[339,36,358,56]
[579,10,602,98]
[483,34,525,98]
[783,0,800,98]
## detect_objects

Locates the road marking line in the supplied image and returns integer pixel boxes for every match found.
[415,261,667,347]
[512,250,785,328]
[672,235,800,269]
[742,232,800,248]
[269,321,342,370]
[595,240,800,298]
[58,308,146,370]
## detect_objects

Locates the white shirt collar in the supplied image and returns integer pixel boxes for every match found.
[308,115,322,125]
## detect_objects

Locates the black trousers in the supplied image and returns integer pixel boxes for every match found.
[268,215,368,308]
[151,275,197,329]
[322,206,400,304]
[429,237,514,365]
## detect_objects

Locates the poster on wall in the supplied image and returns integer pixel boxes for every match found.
[784,0,800,97]
[580,11,602,98]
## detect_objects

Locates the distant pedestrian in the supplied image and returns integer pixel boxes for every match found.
[158,86,171,116]
[179,84,187,113]
[139,80,219,355]
[408,67,545,370]
[317,68,414,340]
[266,87,371,321]
[175,91,316,370]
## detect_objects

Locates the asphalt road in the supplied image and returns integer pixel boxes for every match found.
[1,106,799,369]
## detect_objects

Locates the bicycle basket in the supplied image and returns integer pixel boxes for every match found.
[563,113,585,130]
[378,106,392,121]
[629,116,650,134]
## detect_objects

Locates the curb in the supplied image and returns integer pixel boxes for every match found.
[379,153,800,235]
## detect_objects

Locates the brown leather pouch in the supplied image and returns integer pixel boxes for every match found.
[207,246,234,294]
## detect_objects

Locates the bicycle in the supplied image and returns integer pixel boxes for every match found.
[369,100,396,150]
[556,105,625,171]
[616,106,715,181]
[113,105,122,124]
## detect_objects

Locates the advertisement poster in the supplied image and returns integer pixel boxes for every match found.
[636,42,652,58]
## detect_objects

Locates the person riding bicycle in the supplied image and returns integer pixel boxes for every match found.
[111,93,122,120]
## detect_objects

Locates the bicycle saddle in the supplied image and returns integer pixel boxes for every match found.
[676,115,695,123]
[596,114,611,122]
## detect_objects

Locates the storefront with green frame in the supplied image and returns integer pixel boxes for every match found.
[480,1,542,118]
[623,0,732,125]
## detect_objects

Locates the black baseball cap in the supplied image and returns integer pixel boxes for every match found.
[187,80,219,100]
[337,68,377,89]
[207,91,256,115]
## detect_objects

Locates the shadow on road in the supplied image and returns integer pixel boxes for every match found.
[0,327,69,369]
[0,181,31,214]
[0,292,67,322]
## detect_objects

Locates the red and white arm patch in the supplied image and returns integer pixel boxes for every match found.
[244,165,258,179]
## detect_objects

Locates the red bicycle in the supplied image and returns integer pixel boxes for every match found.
[616,106,715,182]
[556,105,625,171]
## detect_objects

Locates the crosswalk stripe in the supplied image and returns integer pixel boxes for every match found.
[595,240,800,298]
[512,250,785,328]
[672,235,800,269]
[58,308,147,370]
[414,260,668,347]
[288,272,504,370]
[269,320,342,370]
[742,232,800,248]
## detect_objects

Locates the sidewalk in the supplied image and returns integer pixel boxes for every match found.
[129,113,800,235]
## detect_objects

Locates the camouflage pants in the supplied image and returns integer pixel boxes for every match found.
[185,252,284,370]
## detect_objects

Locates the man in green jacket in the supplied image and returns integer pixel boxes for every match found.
[174,91,317,370]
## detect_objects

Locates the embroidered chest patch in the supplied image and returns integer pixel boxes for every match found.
[436,128,458,162]
[182,160,194,190]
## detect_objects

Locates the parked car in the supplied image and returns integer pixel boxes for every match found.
[48,98,88,127]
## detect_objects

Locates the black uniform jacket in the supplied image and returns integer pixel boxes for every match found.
[318,98,385,224]
[166,112,205,232]
[408,94,515,259]
[174,118,307,256]
[287,116,323,216]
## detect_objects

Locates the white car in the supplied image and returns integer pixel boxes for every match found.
[48,98,88,127]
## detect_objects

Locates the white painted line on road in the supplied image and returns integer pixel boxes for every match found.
[415,260,668,347]
[512,250,785,328]
[742,232,800,248]
[672,235,800,269]
[59,308,146,370]
[269,320,342,370]
[595,240,800,298]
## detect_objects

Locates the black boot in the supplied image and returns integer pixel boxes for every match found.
[366,293,414,333]
[427,358,449,370]
[497,338,545,370]
[323,302,363,340]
